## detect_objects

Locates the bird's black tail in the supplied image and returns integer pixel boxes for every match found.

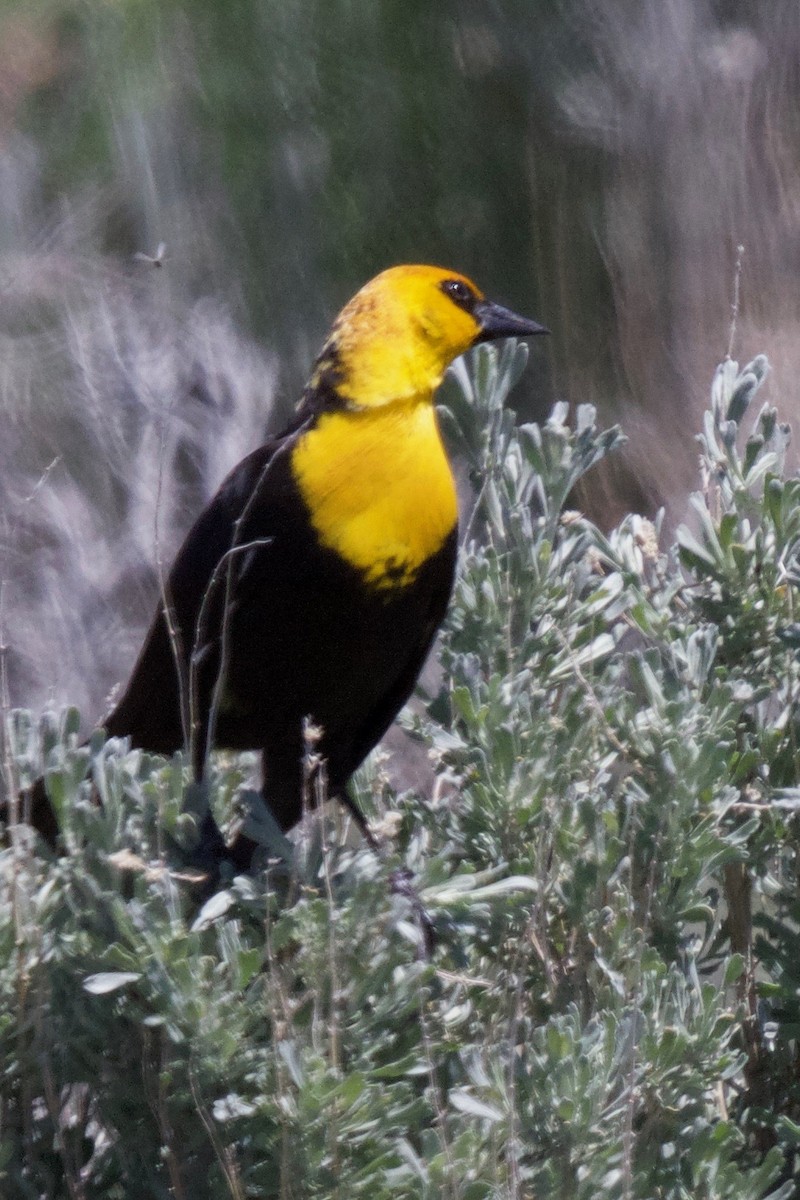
[12,776,60,849]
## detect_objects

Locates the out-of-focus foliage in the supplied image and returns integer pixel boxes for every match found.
[2,344,800,1196]
[6,0,800,441]
[5,0,800,718]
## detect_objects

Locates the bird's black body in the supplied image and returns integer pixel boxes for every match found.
[105,430,456,833]
[19,264,546,860]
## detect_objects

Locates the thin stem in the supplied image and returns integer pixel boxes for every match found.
[726,244,745,362]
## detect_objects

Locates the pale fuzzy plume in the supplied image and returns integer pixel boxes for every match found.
[552,0,800,521]
[1,267,277,727]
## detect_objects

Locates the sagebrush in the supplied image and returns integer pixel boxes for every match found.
[1,343,798,1198]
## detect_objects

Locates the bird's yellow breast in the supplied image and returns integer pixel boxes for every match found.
[291,400,457,590]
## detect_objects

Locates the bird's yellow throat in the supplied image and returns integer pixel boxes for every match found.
[291,399,457,590]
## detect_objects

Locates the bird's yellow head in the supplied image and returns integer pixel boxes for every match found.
[308,264,547,411]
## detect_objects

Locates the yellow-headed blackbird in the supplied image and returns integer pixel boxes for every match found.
[27,265,546,862]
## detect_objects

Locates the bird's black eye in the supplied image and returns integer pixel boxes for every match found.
[441,278,475,309]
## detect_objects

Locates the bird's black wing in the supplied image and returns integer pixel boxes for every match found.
[104,433,295,767]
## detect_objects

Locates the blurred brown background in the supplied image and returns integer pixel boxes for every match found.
[1,0,799,722]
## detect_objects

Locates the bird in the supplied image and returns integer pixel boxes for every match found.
[24,265,547,866]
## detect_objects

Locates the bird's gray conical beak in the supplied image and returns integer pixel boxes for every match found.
[474,299,549,343]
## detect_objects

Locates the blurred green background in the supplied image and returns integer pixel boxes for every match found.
[2,0,800,715]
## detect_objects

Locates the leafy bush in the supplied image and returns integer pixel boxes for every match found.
[1,343,799,1197]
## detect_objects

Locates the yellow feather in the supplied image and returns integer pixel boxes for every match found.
[292,266,485,588]
[311,265,484,408]
[292,399,457,589]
